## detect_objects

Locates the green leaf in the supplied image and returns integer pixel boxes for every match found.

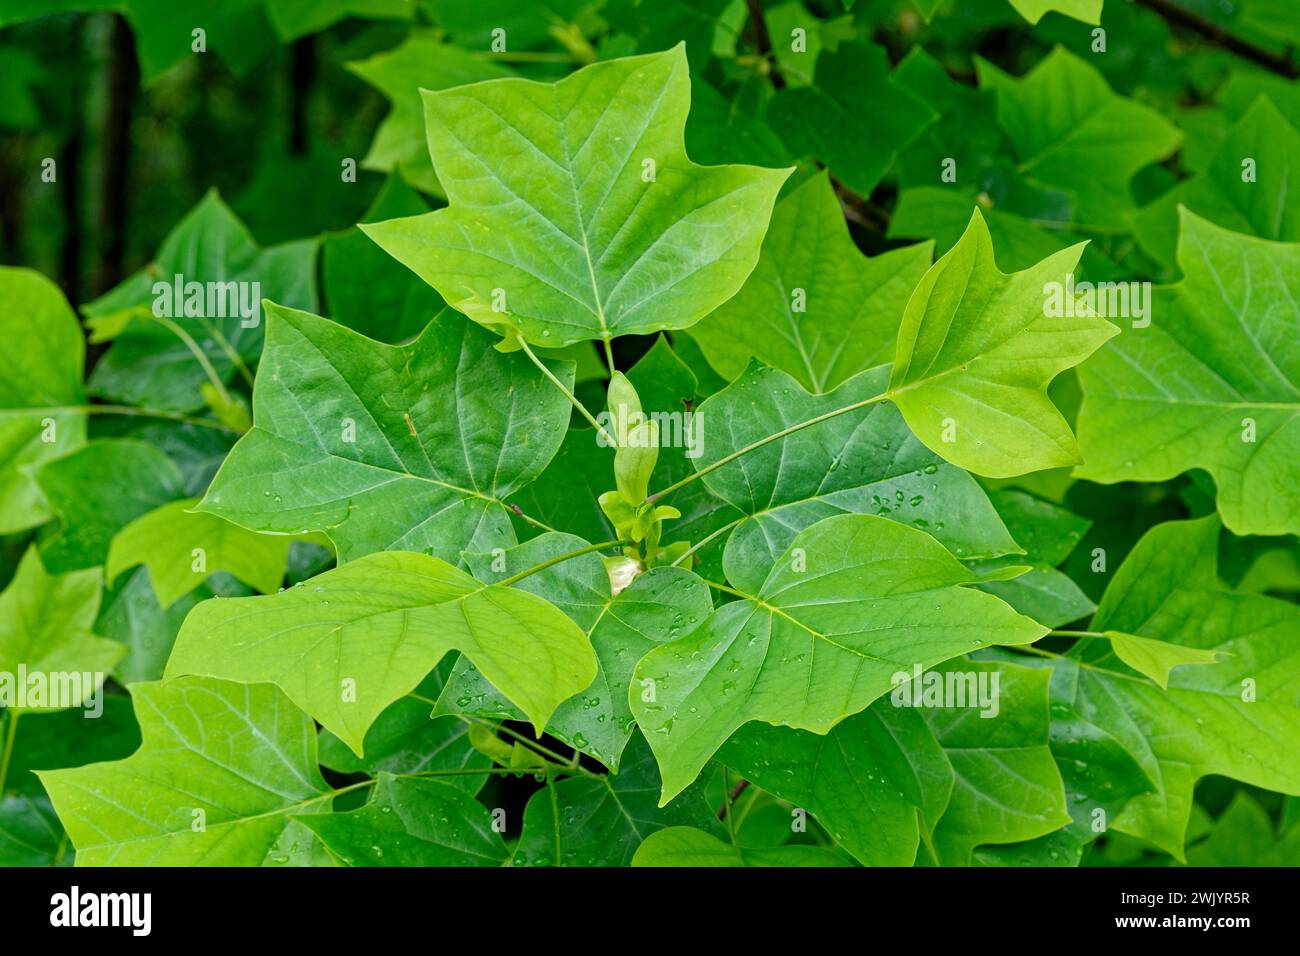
[347,36,513,197]
[887,208,1116,478]
[1062,516,1300,859]
[322,174,446,343]
[1006,0,1101,25]
[924,660,1071,865]
[1136,97,1300,268]
[976,47,1180,227]
[719,703,952,866]
[362,46,790,349]
[265,0,411,41]
[512,733,717,866]
[1076,211,1300,536]
[0,267,86,535]
[691,172,933,393]
[84,191,318,412]
[0,548,123,713]
[297,773,508,867]
[631,826,849,866]
[38,677,331,865]
[632,514,1047,804]
[197,303,573,562]
[768,41,936,196]
[34,439,184,574]
[1186,793,1300,866]
[165,549,598,753]
[1103,631,1222,689]
[689,364,1020,591]
[106,497,293,607]
[438,533,712,769]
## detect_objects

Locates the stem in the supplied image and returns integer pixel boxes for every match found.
[717,773,750,824]
[517,336,618,446]
[9,404,237,432]
[497,538,629,588]
[745,0,786,90]
[601,337,616,378]
[0,710,19,795]
[1134,0,1299,78]
[151,313,234,403]
[647,391,889,503]
[670,514,746,567]
[504,502,561,536]
[1050,630,1108,640]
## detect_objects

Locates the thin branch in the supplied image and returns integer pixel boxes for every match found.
[745,0,786,89]
[497,538,629,588]
[1134,0,1299,78]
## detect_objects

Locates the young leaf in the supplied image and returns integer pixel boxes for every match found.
[719,703,952,866]
[0,548,123,713]
[0,267,86,534]
[297,773,508,867]
[165,550,599,753]
[691,172,933,393]
[1103,631,1222,689]
[362,46,790,349]
[197,303,573,562]
[887,208,1116,478]
[1077,212,1300,536]
[632,514,1047,804]
[38,677,330,865]
[106,498,294,607]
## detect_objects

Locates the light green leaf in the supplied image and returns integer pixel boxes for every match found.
[266,0,411,41]
[768,41,936,196]
[924,660,1071,865]
[1076,211,1300,536]
[0,267,86,535]
[689,365,1020,592]
[512,733,717,866]
[1006,0,1101,25]
[0,548,123,713]
[106,498,293,607]
[297,773,508,867]
[362,46,790,349]
[38,677,330,865]
[632,514,1047,804]
[631,826,849,866]
[887,208,1116,478]
[1104,631,1222,689]
[719,703,952,866]
[691,172,933,393]
[1186,793,1300,866]
[166,549,598,753]
[347,36,513,197]
[438,533,713,769]
[197,303,573,562]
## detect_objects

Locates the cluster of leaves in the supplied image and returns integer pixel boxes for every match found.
[2,0,1299,868]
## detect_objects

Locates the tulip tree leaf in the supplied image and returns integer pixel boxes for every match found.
[1077,212,1300,536]
[197,303,574,562]
[631,826,849,866]
[438,533,713,770]
[165,550,598,754]
[689,364,1019,593]
[83,191,318,413]
[632,514,1047,804]
[1059,516,1300,859]
[38,677,331,865]
[691,172,933,393]
[297,773,508,867]
[1103,631,1222,689]
[106,498,294,607]
[886,208,1116,478]
[362,46,790,349]
[0,548,124,713]
[719,703,953,866]
[512,733,717,867]
[0,267,86,535]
